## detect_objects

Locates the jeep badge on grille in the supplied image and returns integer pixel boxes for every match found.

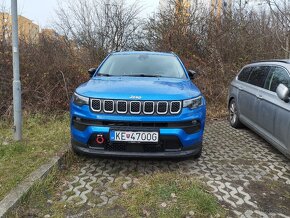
[130,95,142,99]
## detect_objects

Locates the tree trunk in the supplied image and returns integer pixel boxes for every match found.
[286,33,289,59]
[287,32,290,59]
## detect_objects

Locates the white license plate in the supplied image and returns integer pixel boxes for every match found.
[110,131,159,142]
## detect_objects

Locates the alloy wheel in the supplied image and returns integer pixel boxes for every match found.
[229,101,237,125]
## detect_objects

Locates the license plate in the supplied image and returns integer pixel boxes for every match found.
[110,131,159,142]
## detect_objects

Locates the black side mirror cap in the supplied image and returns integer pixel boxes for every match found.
[88,68,97,78]
[188,70,197,79]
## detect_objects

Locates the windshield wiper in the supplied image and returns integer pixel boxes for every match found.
[121,74,162,78]
[98,73,111,77]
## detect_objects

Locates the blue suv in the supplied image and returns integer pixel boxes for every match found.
[70,51,206,158]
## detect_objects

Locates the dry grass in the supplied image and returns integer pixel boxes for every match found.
[94,172,226,217]
[0,113,70,200]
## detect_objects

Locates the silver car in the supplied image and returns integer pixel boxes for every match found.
[228,60,290,158]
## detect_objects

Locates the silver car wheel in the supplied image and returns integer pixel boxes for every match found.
[230,102,237,125]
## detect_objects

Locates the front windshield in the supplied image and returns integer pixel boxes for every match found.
[97,53,187,79]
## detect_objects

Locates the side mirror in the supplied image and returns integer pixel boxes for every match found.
[188,70,197,79]
[88,68,97,78]
[276,84,289,102]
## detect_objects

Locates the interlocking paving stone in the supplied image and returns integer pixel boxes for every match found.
[60,121,290,217]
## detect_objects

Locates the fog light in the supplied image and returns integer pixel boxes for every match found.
[192,120,199,125]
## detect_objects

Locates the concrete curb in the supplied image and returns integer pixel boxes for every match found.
[0,150,69,217]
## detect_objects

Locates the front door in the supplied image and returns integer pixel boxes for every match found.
[264,66,290,152]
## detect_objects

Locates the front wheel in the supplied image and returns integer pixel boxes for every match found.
[229,99,243,128]
[71,145,83,156]
[193,146,202,159]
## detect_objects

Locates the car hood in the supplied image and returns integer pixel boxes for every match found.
[76,77,201,100]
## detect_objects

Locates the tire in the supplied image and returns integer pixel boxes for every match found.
[193,146,202,159]
[71,146,83,156]
[229,99,243,128]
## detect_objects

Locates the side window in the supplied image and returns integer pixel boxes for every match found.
[248,66,270,88]
[266,67,290,92]
[238,67,252,82]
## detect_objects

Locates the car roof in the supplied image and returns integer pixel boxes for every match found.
[110,51,176,57]
[244,59,290,70]
[251,59,290,64]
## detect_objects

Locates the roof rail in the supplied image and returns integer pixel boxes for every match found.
[252,59,290,64]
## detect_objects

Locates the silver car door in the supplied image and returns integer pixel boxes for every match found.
[238,83,259,122]
[256,67,276,135]
[238,66,270,125]
[269,67,290,153]
[235,67,252,119]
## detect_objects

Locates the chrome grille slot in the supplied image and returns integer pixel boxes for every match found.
[117,101,127,113]
[157,101,168,114]
[143,101,154,114]
[130,101,141,114]
[91,99,101,112]
[104,100,114,113]
[170,101,181,114]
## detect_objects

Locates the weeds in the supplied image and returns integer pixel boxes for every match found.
[96,172,226,218]
[0,113,70,200]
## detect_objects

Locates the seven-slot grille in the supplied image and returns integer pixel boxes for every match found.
[90,99,182,115]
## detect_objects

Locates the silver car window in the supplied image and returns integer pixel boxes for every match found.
[266,67,290,92]
[238,67,252,82]
[247,66,270,88]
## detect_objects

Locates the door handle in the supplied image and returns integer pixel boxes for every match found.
[238,86,243,91]
[257,94,263,99]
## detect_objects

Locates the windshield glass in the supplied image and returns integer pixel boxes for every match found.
[97,53,187,79]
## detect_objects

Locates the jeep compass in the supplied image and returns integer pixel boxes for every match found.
[70,51,206,158]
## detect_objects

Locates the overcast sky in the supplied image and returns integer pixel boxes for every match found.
[1,0,159,28]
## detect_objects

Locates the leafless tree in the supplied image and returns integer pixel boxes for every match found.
[55,0,142,64]
[1,0,290,118]
[137,0,287,116]
[266,0,290,58]
[140,0,208,58]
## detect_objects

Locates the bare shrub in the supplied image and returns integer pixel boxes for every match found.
[0,35,88,117]
[1,0,290,118]
[139,0,288,117]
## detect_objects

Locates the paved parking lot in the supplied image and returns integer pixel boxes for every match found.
[59,120,290,217]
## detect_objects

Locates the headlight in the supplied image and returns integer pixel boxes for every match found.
[183,96,203,109]
[72,92,89,106]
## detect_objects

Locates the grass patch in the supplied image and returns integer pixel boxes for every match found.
[10,155,86,218]
[0,113,70,200]
[97,172,226,218]
[12,170,225,217]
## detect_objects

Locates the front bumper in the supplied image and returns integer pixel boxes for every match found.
[70,103,206,157]
[72,138,202,158]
